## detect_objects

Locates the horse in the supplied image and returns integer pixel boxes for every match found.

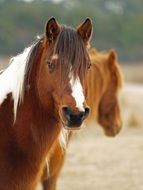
[87,48,123,136]
[41,48,123,190]
[0,17,93,190]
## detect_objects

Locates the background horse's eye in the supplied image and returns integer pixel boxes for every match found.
[47,61,55,73]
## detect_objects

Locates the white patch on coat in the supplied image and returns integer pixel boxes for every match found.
[51,54,58,60]
[70,76,85,112]
[0,46,32,119]
[59,128,69,150]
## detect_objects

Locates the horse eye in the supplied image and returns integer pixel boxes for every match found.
[87,63,92,69]
[47,61,55,73]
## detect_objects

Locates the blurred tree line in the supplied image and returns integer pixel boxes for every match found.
[0,0,143,61]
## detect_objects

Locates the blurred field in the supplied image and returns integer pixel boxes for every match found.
[56,127,143,190]
[0,56,10,70]
[122,63,143,84]
[1,57,143,190]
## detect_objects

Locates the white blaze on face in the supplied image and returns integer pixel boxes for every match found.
[51,54,58,60]
[70,75,85,112]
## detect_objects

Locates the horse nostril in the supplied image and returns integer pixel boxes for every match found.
[79,112,85,118]
[84,107,90,117]
[62,106,71,120]
[79,107,90,120]
[62,106,71,114]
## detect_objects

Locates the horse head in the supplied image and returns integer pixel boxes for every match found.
[36,18,93,130]
[88,49,123,136]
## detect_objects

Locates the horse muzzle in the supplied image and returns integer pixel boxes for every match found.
[61,106,90,130]
[103,123,122,137]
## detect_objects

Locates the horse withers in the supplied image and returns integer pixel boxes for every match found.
[0,18,92,190]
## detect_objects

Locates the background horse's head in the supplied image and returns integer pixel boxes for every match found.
[32,18,92,130]
[88,49,123,136]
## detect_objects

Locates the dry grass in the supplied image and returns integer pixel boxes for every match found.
[57,129,143,190]
[120,83,143,128]
[37,126,143,190]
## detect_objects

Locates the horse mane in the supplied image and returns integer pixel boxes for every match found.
[24,37,43,89]
[0,37,42,120]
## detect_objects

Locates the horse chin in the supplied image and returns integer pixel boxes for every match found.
[63,123,85,131]
[64,125,81,131]
[104,130,117,137]
[103,125,122,137]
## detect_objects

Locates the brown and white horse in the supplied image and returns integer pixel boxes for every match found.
[0,18,92,190]
[41,48,123,190]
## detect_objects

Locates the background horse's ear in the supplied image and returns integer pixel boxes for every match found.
[108,49,117,64]
[45,17,60,43]
[77,18,93,45]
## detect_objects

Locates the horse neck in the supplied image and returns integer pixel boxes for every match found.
[15,86,61,154]
[0,72,61,163]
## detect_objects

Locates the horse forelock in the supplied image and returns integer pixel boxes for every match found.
[54,26,90,111]
[53,26,90,82]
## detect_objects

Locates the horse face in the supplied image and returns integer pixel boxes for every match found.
[98,50,123,137]
[38,18,92,130]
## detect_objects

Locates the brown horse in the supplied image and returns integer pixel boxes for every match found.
[87,48,123,136]
[41,48,123,190]
[0,18,92,190]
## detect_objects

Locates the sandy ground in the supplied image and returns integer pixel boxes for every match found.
[48,127,143,190]
[37,125,143,190]
[121,83,143,128]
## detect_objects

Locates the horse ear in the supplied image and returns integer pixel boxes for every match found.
[77,18,93,45]
[45,17,60,43]
[108,49,117,64]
